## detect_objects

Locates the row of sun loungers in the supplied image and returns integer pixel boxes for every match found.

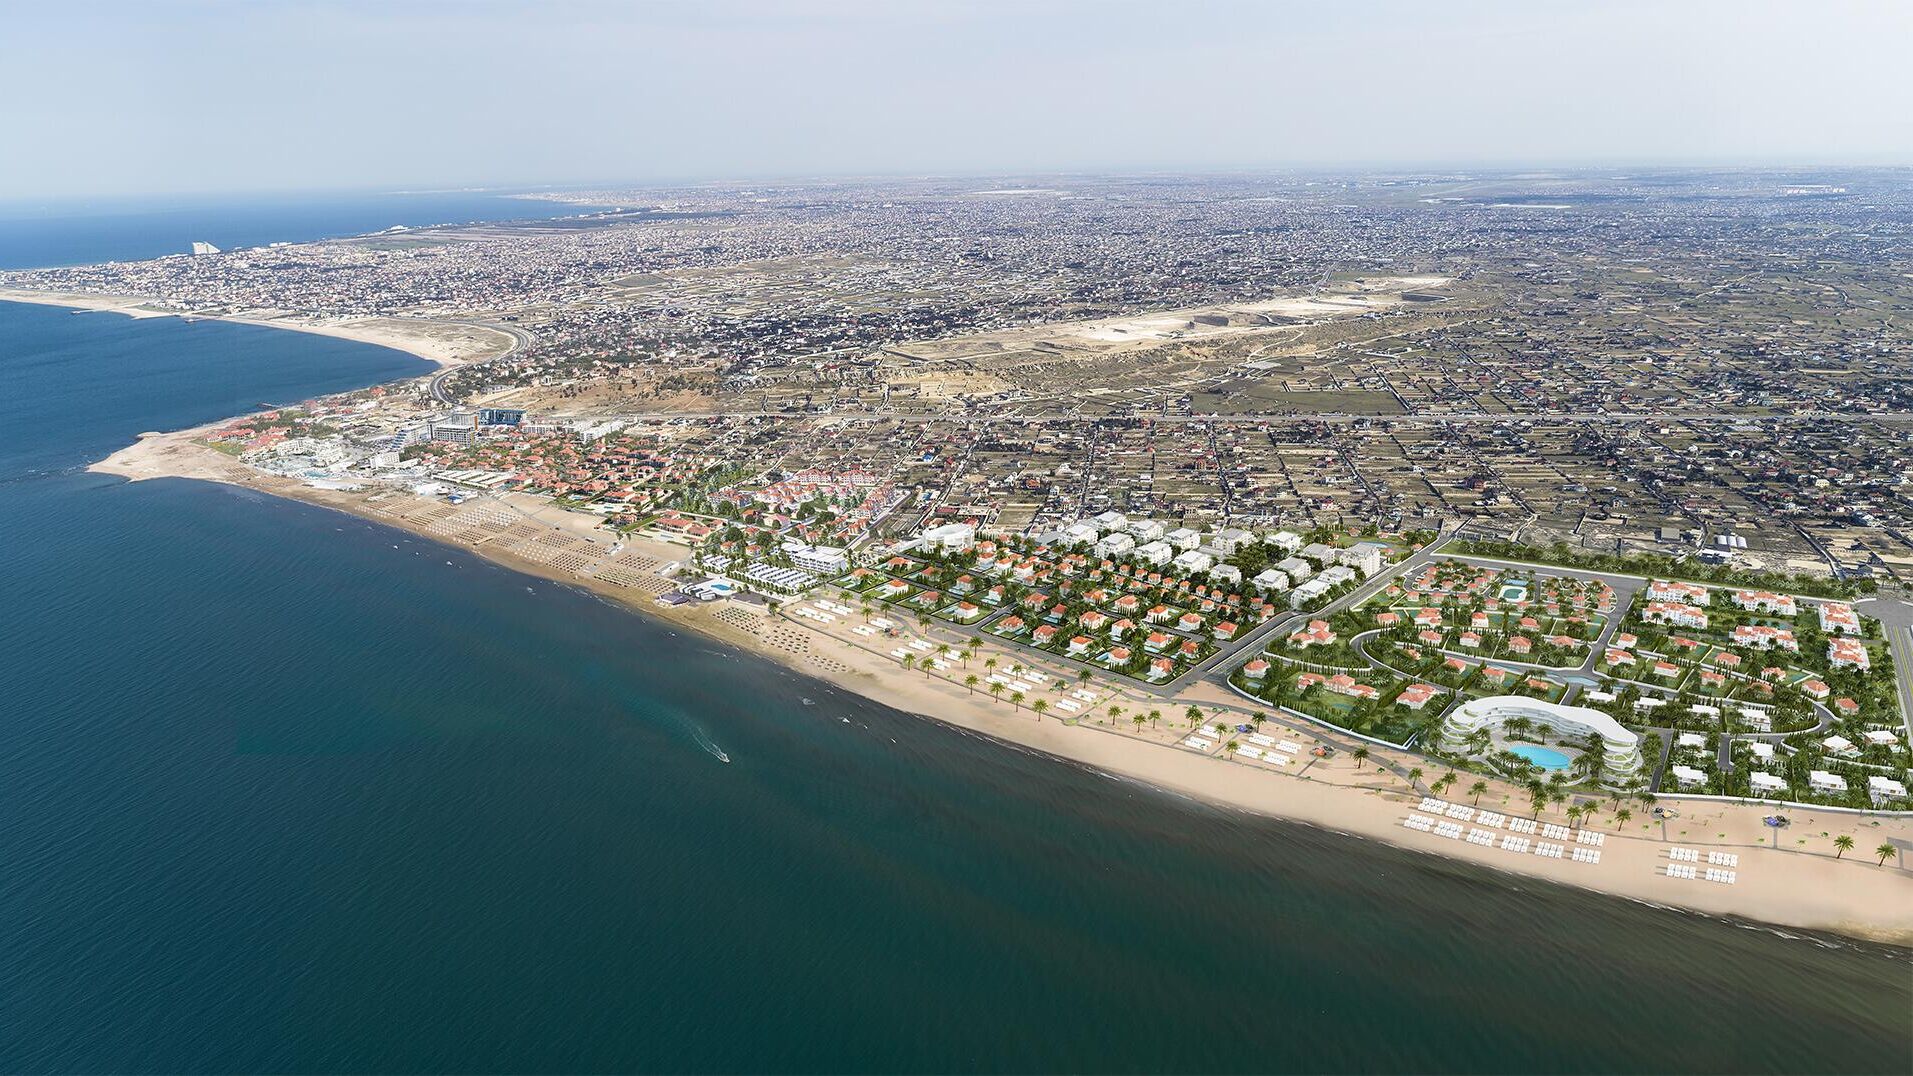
[1707,851,1738,866]
[1576,830,1605,846]
[1184,736,1216,751]
[1402,814,1601,864]
[1669,846,1703,863]
[1664,862,1738,883]
[1542,823,1572,841]
[1507,817,1538,834]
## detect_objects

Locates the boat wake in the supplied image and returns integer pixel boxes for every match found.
[690,725,731,763]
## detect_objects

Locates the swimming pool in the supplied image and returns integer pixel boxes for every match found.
[1507,744,1573,771]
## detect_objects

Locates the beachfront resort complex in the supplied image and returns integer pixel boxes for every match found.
[32,168,1913,943]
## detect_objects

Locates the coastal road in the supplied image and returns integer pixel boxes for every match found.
[428,321,534,406]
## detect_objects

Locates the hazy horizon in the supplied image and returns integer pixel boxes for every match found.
[6,0,1912,201]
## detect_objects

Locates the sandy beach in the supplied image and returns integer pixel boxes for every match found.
[89,425,1913,945]
[0,288,519,368]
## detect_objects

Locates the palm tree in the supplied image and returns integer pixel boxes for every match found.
[1352,746,1370,770]
[989,682,1004,702]
[1833,835,1854,859]
[964,674,979,695]
[1032,699,1049,721]
[1876,843,1897,867]
[1225,740,1240,758]
[1469,779,1489,805]
[984,657,998,674]
[1566,804,1585,829]
[1526,780,1548,816]
[1132,712,1146,731]
[1148,709,1162,728]
[1078,670,1092,688]
[1010,690,1025,712]
[1614,808,1632,829]
[1185,706,1203,727]
[1406,766,1424,791]
[900,654,915,673]
[1107,704,1123,723]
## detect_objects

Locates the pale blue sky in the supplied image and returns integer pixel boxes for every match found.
[5,0,1911,198]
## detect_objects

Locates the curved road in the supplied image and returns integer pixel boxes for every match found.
[429,321,535,406]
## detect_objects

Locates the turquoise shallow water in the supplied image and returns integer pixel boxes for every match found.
[0,295,1909,1073]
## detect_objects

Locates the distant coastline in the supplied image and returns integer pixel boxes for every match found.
[0,289,519,369]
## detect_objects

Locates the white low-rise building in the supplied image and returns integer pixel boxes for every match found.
[1749,772,1788,797]
[1134,540,1173,566]
[1127,519,1165,542]
[1267,530,1304,553]
[1172,549,1214,575]
[1670,765,1709,789]
[1096,532,1136,557]
[905,522,976,554]
[1316,564,1357,588]
[1277,556,1314,583]
[1808,770,1848,795]
[1165,527,1203,551]
[1062,521,1101,546]
[1340,542,1386,578]
[1868,775,1908,805]
[1210,528,1253,555]
[1251,568,1290,593]
[1290,577,1333,609]
[1300,542,1339,567]
[783,541,849,576]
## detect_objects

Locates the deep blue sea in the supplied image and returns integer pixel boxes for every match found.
[1,217,1910,1073]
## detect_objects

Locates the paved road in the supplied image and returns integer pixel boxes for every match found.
[1167,528,1460,695]
[428,321,534,406]
[1855,596,1913,745]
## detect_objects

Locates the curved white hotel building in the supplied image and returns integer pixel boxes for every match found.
[1439,696,1645,788]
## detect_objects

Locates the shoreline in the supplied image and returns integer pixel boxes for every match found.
[0,289,518,369]
[88,427,1913,947]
